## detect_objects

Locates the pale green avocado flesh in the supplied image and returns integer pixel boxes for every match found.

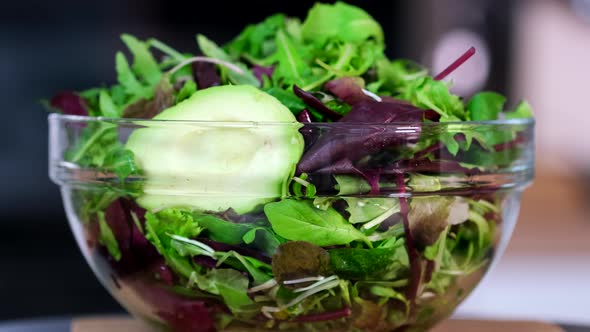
[126,85,304,214]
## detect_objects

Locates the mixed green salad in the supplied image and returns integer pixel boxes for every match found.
[50,2,533,332]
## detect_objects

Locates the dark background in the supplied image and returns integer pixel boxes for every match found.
[0,0,512,321]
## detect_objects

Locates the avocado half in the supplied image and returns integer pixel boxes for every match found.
[126,85,304,214]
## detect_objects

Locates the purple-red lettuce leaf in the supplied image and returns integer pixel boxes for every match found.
[297,99,425,173]
[50,91,88,116]
[191,62,221,89]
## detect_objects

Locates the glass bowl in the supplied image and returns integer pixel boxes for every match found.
[49,113,534,332]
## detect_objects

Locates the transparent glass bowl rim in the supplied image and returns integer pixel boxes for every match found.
[49,113,535,128]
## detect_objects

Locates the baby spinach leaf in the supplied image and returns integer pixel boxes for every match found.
[194,213,251,245]
[264,199,369,246]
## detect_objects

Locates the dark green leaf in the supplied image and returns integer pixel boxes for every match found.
[329,245,408,280]
[272,29,310,86]
[272,241,331,285]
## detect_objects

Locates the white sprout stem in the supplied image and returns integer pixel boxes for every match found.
[362,89,382,102]
[248,278,278,293]
[293,275,338,293]
[260,277,341,318]
[167,56,245,76]
[291,176,312,187]
[362,204,400,230]
[282,276,325,285]
[169,234,215,255]
[280,278,341,310]
[261,306,281,319]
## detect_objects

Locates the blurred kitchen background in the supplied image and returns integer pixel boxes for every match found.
[1,0,589,327]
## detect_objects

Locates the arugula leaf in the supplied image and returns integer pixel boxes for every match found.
[272,29,311,86]
[376,59,428,94]
[99,90,121,118]
[115,52,152,99]
[301,2,384,48]
[264,199,369,246]
[97,211,122,261]
[191,269,255,314]
[196,34,260,87]
[120,34,162,86]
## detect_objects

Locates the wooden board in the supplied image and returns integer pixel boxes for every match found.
[72,316,565,332]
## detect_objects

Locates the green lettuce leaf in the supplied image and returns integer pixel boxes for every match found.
[301,2,383,47]
[191,269,256,314]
